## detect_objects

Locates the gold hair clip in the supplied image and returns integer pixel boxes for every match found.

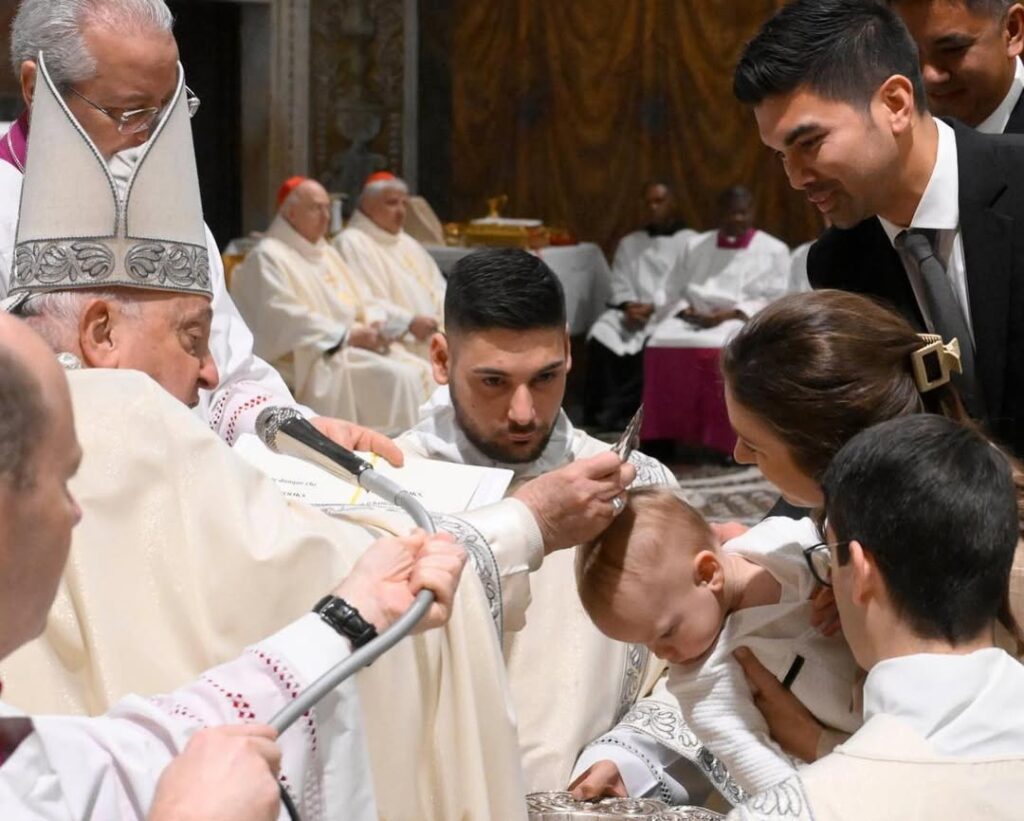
[911,334,962,393]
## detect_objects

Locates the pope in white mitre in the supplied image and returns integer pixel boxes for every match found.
[231,176,434,434]
[335,172,446,358]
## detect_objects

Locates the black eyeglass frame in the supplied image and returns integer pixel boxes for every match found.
[802,540,851,588]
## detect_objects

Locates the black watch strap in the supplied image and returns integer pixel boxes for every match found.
[312,595,378,648]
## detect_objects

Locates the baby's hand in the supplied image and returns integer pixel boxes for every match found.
[568,760,628,801]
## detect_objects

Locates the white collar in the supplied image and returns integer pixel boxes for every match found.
[863,647,1024,756]
[878,118,959,246]
[265,215,328,264]
[405,385,576,478]
[977,57,1024,135]
[348,208,403,247]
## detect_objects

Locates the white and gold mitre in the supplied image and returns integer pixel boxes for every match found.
[7,52,211,308]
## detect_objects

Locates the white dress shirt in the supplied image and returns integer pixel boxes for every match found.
[977,57,1024,135]
[877,118,974,342]
[863,647,1024,757]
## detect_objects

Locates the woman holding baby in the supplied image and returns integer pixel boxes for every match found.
[571,289,1024,808]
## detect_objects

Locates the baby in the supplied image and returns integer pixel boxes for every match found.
[577,487,862,795]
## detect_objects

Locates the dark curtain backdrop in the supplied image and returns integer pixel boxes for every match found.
[422,1,820,253]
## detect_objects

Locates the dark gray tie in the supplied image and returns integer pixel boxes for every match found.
[895,229,983,414]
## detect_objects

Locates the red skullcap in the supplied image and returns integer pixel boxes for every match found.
[277,176,308,207]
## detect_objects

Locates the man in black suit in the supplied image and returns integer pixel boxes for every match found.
[733,0,1024,456]
[892,0,1024,134]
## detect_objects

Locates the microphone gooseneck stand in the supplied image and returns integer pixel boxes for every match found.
[255,408,436,820]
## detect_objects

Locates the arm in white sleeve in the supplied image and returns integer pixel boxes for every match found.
[608,237,640,305]
[17,614,374,821]
[198,227,315,443]
[438,498,544,633]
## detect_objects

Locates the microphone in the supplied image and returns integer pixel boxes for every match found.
[256,407,434,529]
[254,406,437,737]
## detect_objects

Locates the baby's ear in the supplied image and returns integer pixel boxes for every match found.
[693,550,724,591]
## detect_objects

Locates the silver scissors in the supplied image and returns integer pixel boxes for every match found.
[611,405,644,463]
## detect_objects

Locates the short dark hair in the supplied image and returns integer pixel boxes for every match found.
[734,0,928,111]
[822,415,1018,645]
[444,248,567,334]
[0,346,46,489]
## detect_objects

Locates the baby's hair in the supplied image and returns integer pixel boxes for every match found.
[577,486,716,619]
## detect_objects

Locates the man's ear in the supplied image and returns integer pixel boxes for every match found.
[78,299,119,368]
[19,60,36,110]
[877,74,917,135]
[846,540,881,607]
[1006,5,1024,59]
[694,550,725,594]
[429,332,451,385]
[563,325,573,374]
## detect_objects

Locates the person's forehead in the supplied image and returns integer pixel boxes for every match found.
[754,87,864,146]
[452,326,565,367]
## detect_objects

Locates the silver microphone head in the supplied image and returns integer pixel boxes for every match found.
[255,406,303,452]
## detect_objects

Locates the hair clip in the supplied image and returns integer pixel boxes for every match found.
[911,334,962,393]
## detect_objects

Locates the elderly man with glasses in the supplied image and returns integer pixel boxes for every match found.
[0,0,403,462]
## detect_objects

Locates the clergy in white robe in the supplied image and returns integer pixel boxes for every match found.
[231,179,433,434]
[396,248,685,792]
[335,173,446,358]
[584,181,696,430]
[649,187,789,350]
[0,366,532,821]
[0,3,374,449]
[726,415,1024,820]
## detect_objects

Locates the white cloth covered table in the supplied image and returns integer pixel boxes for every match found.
[427,243,612,335]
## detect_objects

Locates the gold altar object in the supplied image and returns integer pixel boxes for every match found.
[462,193,551,250]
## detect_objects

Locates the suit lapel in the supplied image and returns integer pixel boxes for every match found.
[954,122,1012,416]
[1005,84,1024,136]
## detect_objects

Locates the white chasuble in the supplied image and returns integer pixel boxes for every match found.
[0,616,372,820]
[649,230,790,350]
[588,228,696,357]
[335,210,446,357]
[397,388,675,792]
[0,369,528,821]
[231,216,434,435]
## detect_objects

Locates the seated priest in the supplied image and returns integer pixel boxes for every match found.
[396,248,707,794]
[584,179,696,430]
[0,46,637,818]
[335,172,446,358]
[0,311,467,820]
[649,185,790,350]
[0,0,380,452]
[231,176,434,434]
[728,416,1024,820]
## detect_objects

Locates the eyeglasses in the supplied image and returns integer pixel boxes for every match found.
[66,85,201,135]
[802,540,850,588]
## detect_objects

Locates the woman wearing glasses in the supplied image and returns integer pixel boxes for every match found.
[719,289,1024,765]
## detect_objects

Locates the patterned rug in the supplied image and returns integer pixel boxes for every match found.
[671,465,778,525]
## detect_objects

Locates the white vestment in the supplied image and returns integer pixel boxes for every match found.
[588,228,696,357]
[335,209,446,356]
[667,518,861,796]
[0,369,530,821]
[231,216,433,433]
[728,648,1024,821]
[649,230,790,349]
[0,148,307,446]
[0,614,372,820]
[397,387,674,791]
[787,242,813,295]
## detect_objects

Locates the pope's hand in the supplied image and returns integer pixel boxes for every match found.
[568,760,628,800]
[148,725,283,821]
[310,415,404,467]
[346,323,385,352]
[513,452,636,553]
[409,315,440,341]
[333,530,467,633]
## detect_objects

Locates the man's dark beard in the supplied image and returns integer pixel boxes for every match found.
[450,383,556,464]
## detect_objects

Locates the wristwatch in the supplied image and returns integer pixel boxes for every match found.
[312,595,379,648]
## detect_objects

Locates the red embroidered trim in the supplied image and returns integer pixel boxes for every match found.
[224,394,272,445]
[202,675,258,722]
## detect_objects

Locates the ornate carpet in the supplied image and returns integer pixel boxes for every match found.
[671,465,777,525]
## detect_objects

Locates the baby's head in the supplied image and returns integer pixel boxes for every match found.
[578,487,729,665]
